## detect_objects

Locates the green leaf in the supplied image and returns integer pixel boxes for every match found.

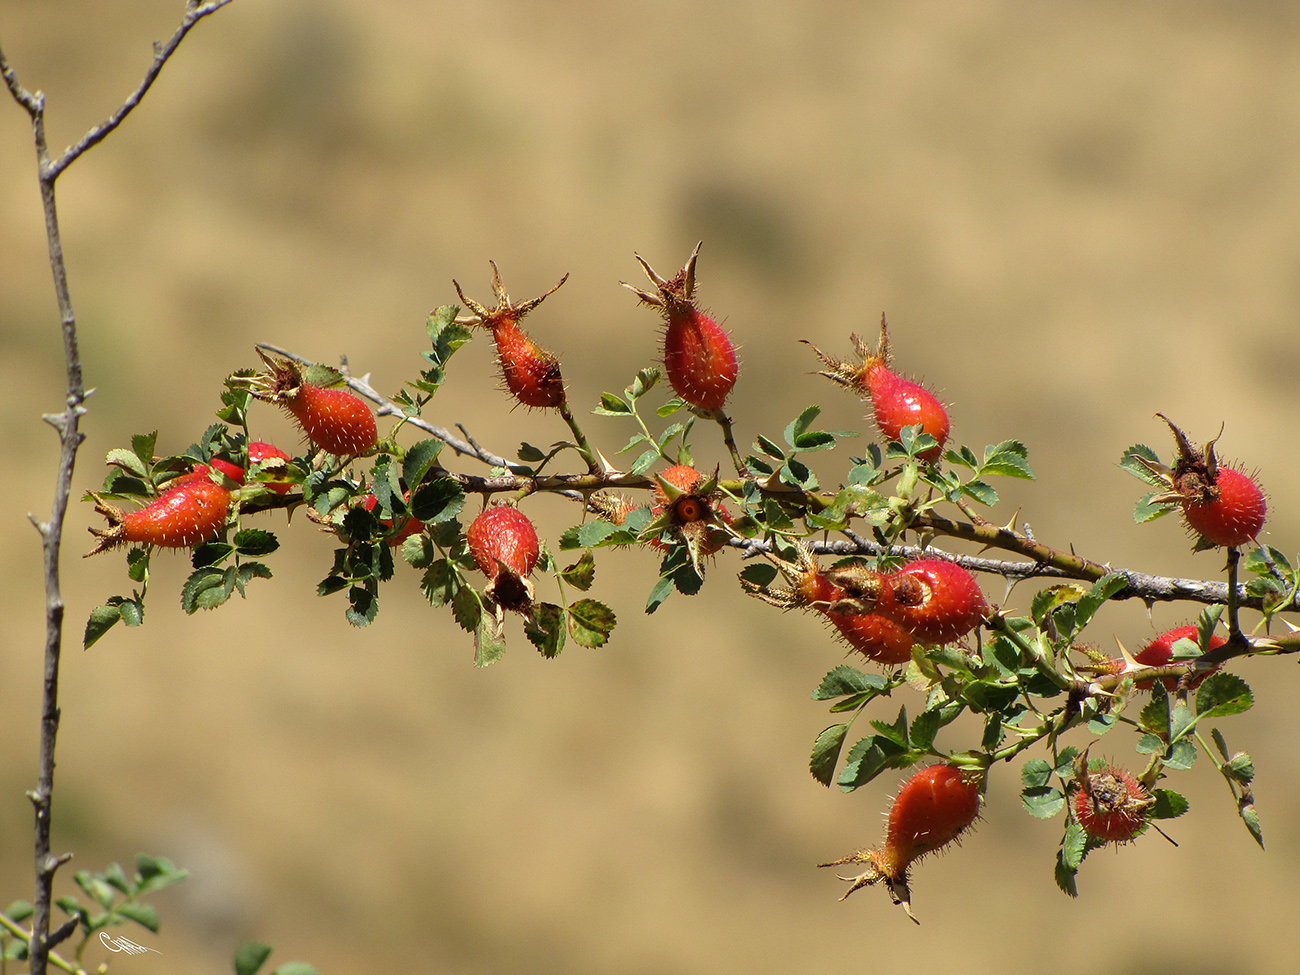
[909,709,941,751]
[1165,737,1197,770]
[84,603,123,649]
[116,902,160,933]
[130,431,159,469]
[1240,799,1264,849]
[420,559,459,607]
[410,478,465,524]
[836,738,892,792]
[1119,444,1166,486]
[103,862,131,894]
[234,529,279,557]
[346,587,378,626]
[1073,572,1128,632]
[1030,584,1084,627]
[754,434,785,460]
[1196,672,1253,718]
[810,724,850,787]
[525,602,566,658]
[270,964,321,975]
[1022,784,1066,819]
[869,706,910,748]
[192,542,235,568]
[1133,493,1177,524]
[784,405,821,446]
[451,585,481,632]
[1152,789,1189,820]
[959,480,998,506]
[1055,822,1086,897]
[106,447,149,479]
[630,448,660,475]
[980,440,1034,479]
[402,439,445,489]
[234,942,275,975]
[474,607,507,667]
[644,575,675,615]
[813,665,887,701]
[517,442,545,463]
[567,598,616,648]
[627,367,660,400]
[595,392,633,415]
[738,563,778,587]
[4,900,34,922]
[181,566,235,613]
[781,457,817,491]
[1021,758,1053,789]
[1139,688,1170,738]
[75,872,115,910]
[561,551,596,591]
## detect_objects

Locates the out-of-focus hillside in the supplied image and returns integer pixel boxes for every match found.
[3,2,1300,973]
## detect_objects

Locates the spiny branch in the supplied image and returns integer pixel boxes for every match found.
[248,345,1300,616]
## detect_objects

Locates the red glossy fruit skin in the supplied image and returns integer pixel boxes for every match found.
[117,479,232,548]
[1181,466,1266,547]
[1134,624,1225,691]
[865,364,949,462]
[180,442,293,494]
[829,610,916,665]
[663,306,738,413]
[1072,765,1151,844]
[247,441,294,494]
[791,562,916,664]
[490,319,566,408]
[285,383,378,456]
[876,765,982,878]
[466,505,540,579]
[883,559,987,644]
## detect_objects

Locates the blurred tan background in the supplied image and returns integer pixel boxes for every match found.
[4,1,1300,972]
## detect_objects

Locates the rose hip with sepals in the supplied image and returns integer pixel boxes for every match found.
[252,350,378,457]
[806,314,949,462]
[1145,414,1266,548]
[86,478,233,556]
[466,504,541,614]
[821,764,982,922]
[454,262,569,410]
[740,544,915,665]
[1072,760,1154,845]
[824,558,988,646]
[622,242,738,414]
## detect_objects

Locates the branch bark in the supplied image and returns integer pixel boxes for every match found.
[0,4,234,972]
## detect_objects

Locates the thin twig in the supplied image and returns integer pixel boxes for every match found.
[1,5,234,974]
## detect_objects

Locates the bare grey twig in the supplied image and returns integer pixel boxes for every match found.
[1,4,234,972]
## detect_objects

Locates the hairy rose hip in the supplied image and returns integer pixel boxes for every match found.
[1072,762,1154,845]
[467,504,541,613]
[821,764,982,922]
[86,478,233,556]
[1147,414,1266,548]
[253,351,378,457]
[807,314,949,461]
[825,558,987,645]
[623,242,738,414]
[454,261,568,410]
[741,545,915,665]
[1134,624,1226,692]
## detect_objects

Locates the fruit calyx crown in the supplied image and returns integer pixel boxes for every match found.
[803,313,893,395]
[452,260,569,334]
[621,241,703,317]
